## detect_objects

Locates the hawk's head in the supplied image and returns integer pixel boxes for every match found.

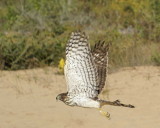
[56,92,68,102]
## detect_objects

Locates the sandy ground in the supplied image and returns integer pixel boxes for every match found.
[0,66,160,128]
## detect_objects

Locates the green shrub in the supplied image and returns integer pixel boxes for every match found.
[0,30,67,70]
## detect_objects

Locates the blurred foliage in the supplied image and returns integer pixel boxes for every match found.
[0,0,159,70]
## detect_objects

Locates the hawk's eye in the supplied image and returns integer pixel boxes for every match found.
[56,95,60,101]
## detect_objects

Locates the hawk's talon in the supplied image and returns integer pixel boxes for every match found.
[105,112,111,120]
[98,108,111,120]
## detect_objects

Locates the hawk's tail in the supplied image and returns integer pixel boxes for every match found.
[99,100,135,108]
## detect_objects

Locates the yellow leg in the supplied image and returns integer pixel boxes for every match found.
[98,108,111,119]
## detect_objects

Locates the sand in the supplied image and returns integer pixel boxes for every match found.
[0,66,160,128]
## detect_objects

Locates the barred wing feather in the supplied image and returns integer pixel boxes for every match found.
[64,32,99,98]
[92,41,109,94]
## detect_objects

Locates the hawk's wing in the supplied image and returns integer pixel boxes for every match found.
[64,32,99,98]
[91,41,109,94]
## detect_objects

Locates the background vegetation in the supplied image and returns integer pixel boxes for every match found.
[0,0,159,70]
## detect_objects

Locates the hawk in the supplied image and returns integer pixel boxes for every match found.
[56,31,134,118]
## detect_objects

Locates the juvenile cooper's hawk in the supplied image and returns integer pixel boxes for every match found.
[56,31,134,118]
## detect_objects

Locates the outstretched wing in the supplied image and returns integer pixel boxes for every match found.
[64,32,99,98]
[91,41,109,94]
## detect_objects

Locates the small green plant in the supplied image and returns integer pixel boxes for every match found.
[58,58,65,74]
[152,53,160,66]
